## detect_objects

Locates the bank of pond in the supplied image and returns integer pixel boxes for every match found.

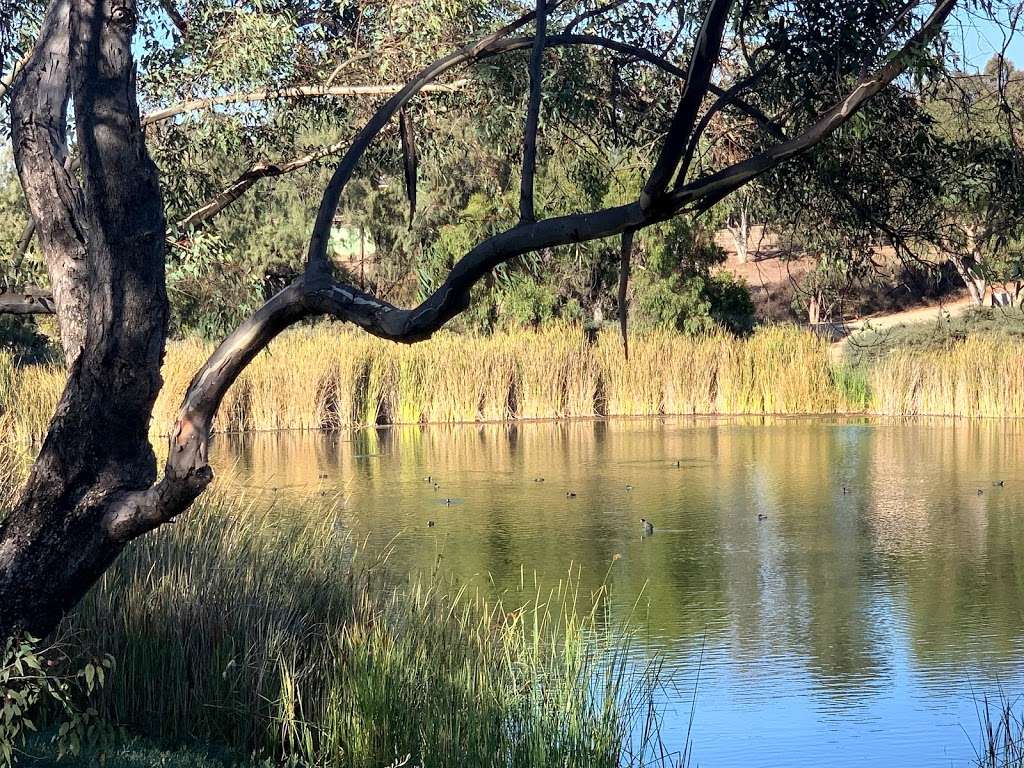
[3,324,1024,446]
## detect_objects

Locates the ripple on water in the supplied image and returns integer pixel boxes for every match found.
[212,417,1024,767]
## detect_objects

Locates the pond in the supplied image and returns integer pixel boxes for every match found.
[212,417,1024,767]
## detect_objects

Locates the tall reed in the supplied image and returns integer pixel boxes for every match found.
[49,481,678,768]
[10,324,1024,445]
[870,335,1024,417]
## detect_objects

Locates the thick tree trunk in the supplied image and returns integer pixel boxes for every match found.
[951,254,986,306]
[0,0,172,638]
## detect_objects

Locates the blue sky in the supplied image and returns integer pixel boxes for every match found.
[950,6,1024,70]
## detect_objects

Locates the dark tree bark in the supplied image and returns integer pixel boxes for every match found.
[0,0,957,639]
[0,0,192,637]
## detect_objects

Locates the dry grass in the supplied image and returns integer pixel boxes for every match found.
[7,323,1023,444]
[869,335,1024,417]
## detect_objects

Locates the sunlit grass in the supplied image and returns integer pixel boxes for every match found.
[869,335,1024,417]
[10,322,1024,446]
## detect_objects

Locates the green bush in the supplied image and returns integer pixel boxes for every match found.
[0,635,115,766]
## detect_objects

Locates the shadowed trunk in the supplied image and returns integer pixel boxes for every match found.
[0,0,173,637]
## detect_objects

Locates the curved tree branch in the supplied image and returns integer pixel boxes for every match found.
[640,0,734,209]
[141,81,470,126]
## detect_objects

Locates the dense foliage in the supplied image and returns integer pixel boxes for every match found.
[1,1,1021,337]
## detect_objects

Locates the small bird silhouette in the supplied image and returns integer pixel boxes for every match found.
[641,518,654,535]
[566,491,577,498]
[427,520,435,527]
[978,489,985,495]
[625,485,634,491]
[995,480,1005,487]
[534,477,545,483]
[444,498,453,506]
[424,475,432,482]
[758,513,768,521]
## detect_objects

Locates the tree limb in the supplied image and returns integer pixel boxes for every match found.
[617,229,635,359]
[676,60,775,180]
[9,0,89,363]
[564,0,630,34]
[520,0,548,222]
[177,138,350,230]
[640,0,734,208]
[157,0,188,37]
[0,288,55,315]
[676,0,957,215]
[142,81,470,126]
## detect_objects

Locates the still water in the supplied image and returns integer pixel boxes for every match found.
[213,417,1024,767]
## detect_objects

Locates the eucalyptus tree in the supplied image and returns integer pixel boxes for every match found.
[0,0,971,636]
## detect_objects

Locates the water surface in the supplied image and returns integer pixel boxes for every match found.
[212,417,1024,767]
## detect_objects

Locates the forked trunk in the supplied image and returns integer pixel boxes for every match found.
[0,0,171,637]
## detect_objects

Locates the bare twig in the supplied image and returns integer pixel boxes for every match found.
[565,0,630,35]
[177,138,350,230]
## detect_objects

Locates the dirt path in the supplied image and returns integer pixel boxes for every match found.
[827,295,975,361]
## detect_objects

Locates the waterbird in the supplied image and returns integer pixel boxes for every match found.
[534,477,545,482]
[318,473,328,479]
[758,513,768,521]
[625,485,633,491]
[641,518,654,535]
[566,491,577,498]
[424,475,432,482]
[674,460,681,468]
[995,480,1005,487]
[978,488,985,495]
[444,498,453,506]
[842,486,849,495]
[427,520,435,528]
[433,483,440,491]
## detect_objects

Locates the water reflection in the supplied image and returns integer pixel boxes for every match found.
[211,417,1024,767]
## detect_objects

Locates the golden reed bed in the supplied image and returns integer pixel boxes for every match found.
[3,324,1020,443]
